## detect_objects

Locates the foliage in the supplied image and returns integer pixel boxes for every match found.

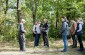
[0,0,85,42]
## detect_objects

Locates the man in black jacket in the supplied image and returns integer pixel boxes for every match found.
[42,19,49,47]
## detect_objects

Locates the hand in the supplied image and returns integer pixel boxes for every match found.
[42,28,45,29]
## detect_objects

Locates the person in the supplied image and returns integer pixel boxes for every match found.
[33,21,41,47]
[61,17,68,52]
[18,19,26,51]
[76,18,84,51]
[41,19,49,47]
[70,19,77,48]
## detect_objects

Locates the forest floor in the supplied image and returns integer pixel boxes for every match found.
[0,39,85,55]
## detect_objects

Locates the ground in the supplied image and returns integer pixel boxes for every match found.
[0,40,85,55]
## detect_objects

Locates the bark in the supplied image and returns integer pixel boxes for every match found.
[5,0,8,14]
[17,0,21,23]
[31,0,37,25]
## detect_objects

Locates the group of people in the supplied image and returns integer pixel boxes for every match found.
[18,17,84,52]
[18,19,49,51]
[33,19,49,48]
[61,17,84,52]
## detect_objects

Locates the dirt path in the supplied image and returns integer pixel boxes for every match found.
[0,47,84,55]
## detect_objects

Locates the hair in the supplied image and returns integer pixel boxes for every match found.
[21,19,26,22]
[62,16,68,22]
[79,18,83,22]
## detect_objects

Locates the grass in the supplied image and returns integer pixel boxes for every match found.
[0,39,85,55]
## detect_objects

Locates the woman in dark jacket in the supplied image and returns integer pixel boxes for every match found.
[76,18,84,51]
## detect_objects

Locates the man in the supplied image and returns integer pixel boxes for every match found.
[42,19,49,47]
[18,19,26,51]
[70,19,77,48]
[61,17,68,52]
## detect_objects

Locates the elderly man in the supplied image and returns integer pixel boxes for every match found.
[18,19,26,51]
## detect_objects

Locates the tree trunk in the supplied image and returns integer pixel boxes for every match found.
[31,0,37,25]
[5,0,8,14]
[17,0,21,23]
[56,0,59,28]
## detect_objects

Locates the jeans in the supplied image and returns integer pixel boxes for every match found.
[72,34,77,47]
[62,35,68,51]
[77,34,84,50]
[34,34,40,47]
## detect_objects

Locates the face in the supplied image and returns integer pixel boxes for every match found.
[77,19,79,23]
[35,22,38,25]
[71,20,74,23]
[22,21,26,24]
[62,18,65,22]
[38,21,41,24]
[43,19,47,23]
[21,19,26,24]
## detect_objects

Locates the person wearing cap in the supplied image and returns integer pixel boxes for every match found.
[61,17,68,52]
[18,19,26,51]
[76,18,84,51]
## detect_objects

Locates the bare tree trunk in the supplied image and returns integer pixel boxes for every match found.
[5,0,8,14]
[17,0,21,23]
[31,0,37,25]
[56,0,59,28]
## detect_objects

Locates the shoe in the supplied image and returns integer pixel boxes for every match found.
[72,46,77,48]
[61,49,67,52]
[20,50,26,52]
[61,50,67,52]
[34,46,38,48]
[70,45,73,47]
[77,49,84,52]
[45,45,49,48]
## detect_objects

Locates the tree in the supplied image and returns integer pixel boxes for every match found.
[17,0,21,23]
[31,0,38,25]
[5,0,8,14]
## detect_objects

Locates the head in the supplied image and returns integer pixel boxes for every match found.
[71,19,75,23]
[35,21,38,25]
[43,18,47,23]
[21,19,26,24]
[61,16,67,22]
[77,18,83,23]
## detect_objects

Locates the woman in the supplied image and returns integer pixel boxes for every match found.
[70,19,77,48]
[33,21,41,47]
[61,17,68,52]
[76,18,84,51]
